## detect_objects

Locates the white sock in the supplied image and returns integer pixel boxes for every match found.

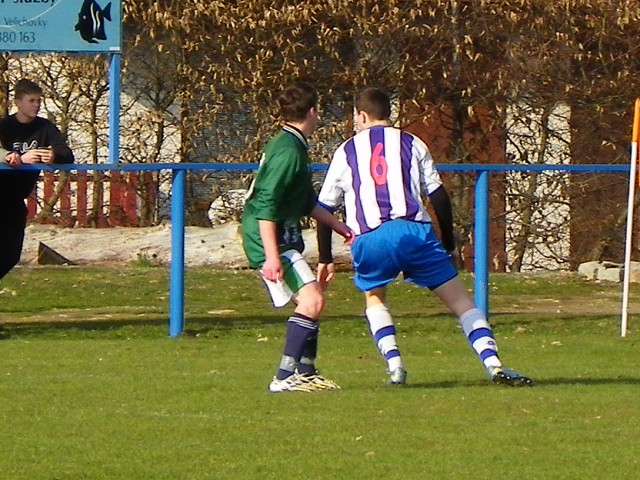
[366,304,404,371]
[459,308,501,368]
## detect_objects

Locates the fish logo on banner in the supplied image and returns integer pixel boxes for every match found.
[75,0,112,44]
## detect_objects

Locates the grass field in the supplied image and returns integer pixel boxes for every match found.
[1,266,640,479]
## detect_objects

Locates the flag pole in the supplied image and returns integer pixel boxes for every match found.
[621,98,640,337]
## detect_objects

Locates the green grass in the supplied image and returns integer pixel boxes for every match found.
[1,266,640,479]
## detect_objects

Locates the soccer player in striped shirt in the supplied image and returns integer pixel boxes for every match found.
[317,87,532,387]
[242,82,353,393]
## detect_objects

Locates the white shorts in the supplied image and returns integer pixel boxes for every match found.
[260,249,316,307]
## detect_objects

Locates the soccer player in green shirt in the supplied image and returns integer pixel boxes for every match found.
[242,82,353,393]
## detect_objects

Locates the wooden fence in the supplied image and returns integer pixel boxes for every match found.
[27,171,158,227]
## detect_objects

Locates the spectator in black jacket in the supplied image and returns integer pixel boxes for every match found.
[0,78,75,287]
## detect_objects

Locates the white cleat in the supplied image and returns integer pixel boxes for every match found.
[387,367,408,385]
[268,372,340,393]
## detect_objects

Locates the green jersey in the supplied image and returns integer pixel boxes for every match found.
[242,125,318,268]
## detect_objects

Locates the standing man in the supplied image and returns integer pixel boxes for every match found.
[242,81,352,393]
[0,79,75,311]
[317,87,532,387]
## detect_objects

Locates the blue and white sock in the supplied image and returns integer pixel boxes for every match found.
[459,308,501,368]
[365,304,403,372]
[277,313,318,380]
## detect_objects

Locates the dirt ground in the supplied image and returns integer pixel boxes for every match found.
[20,222,353,269]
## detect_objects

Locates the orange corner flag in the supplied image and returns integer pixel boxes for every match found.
[634,98,640,144]
[634,98,640,188]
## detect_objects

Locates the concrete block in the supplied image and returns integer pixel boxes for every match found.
[628,269,640,283]
[597,267,622,283]
[578,261,601,280]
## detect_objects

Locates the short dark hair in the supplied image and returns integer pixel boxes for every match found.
[277,81,318,122]
[355,87,391,121]
[14,79,43,100]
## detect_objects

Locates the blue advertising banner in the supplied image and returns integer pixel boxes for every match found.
[0,0,121,53]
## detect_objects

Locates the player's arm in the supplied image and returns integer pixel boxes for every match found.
[1,138,22,165]
[416,141,460,266]
[258,219,283,282]
[313,202,352,290]
[314,148,349,288]
[51,144,74,164]
[1,143,27,166]
[46,123,75,165]
[253,150,302,281]
[1,146,18,165]
[428,185,460,267]
[303,158,351,289]
[311,203,351,241]
[316,220,335,289]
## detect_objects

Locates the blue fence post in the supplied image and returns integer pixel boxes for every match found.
[108,53,121,164]
[169,168,186,337]
[474,169,490,316]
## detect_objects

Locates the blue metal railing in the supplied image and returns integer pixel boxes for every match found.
[1,162,629,335]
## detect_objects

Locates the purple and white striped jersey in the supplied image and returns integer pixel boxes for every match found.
[318,125,443,235]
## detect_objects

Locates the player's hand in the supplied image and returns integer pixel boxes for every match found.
[20,150,43,164]
[38,147,55,164]
[334,222,354,246]
[317,262,336,291]
[261,256,283,282]
[19,148,54,164]
[5,152,22,167]
[343,230,355,246]
[448,248,462,270]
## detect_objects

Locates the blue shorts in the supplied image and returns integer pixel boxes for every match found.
[351,219,457,292]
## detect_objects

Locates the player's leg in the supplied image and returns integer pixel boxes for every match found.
[289,281,339,390]
[432,277,532,386]
[0,200,27,281]
[267,250,319,380]
[402,221,532,386]
[432,278,500,366]
[0,201,27,338]
[290,280,323,376]
[351,222,406,384]
[266,250,338,392]
[365,288,407,385]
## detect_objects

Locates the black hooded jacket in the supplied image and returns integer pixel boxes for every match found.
[0,114,75,200]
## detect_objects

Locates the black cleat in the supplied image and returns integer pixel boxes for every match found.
[488,366,533,387]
